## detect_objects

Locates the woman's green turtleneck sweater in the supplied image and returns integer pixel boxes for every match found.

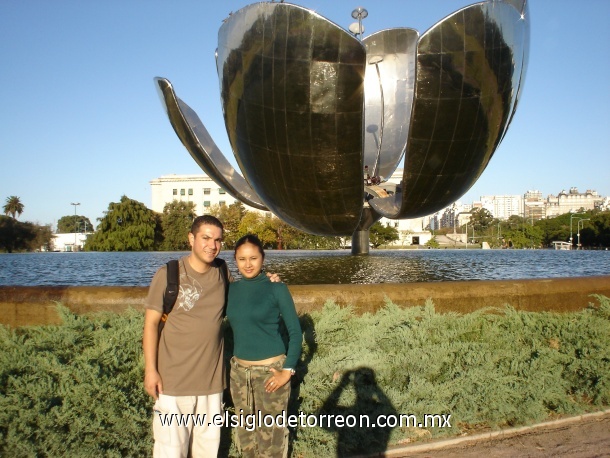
[226,273,301,369]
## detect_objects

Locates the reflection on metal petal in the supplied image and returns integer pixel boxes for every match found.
[155,77,267,210]
[370,0,530,219]
[362,28,418,182]
[155,0,529,250]
[216,2,365,235]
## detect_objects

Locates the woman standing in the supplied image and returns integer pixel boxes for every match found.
[227,234,302,458]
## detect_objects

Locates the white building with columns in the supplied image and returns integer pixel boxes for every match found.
[150,174,241,215]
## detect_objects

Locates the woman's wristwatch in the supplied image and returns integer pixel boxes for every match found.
[284,368,296,376]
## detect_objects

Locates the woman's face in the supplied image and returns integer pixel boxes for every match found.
[235,242,264,279]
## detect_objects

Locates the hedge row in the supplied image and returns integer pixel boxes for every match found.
[1,296,609,457]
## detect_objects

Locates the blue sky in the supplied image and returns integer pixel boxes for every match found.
[1,0,608,229]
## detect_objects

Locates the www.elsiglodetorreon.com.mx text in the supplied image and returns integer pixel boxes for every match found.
[155,410,452,431]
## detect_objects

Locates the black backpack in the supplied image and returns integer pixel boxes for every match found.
[157,258,229,337]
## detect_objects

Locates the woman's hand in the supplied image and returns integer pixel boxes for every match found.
[265,368,292,392]
[266,272,282,283]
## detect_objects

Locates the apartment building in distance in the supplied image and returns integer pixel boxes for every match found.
[523,190,546,221]
[545,187,604,217]
[480,195,523,220]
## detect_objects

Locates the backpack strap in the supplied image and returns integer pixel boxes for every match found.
[158,259,179,337]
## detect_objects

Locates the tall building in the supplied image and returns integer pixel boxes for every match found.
[480,195,523,220]
[523,190,546,221]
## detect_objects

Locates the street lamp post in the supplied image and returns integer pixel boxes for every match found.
[577,218,590,249]
[71,202,80,252]
[569,213,584,249]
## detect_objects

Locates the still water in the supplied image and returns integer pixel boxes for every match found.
[0,249,608,286]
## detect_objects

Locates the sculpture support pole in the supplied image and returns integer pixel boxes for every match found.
[351,206,381,255]
[351,229,370,255]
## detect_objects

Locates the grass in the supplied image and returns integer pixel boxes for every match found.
[1,295,608,457]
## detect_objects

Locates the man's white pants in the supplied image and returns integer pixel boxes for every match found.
[152,392,222,458]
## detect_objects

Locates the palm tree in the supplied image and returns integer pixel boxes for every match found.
[3,196,24,219]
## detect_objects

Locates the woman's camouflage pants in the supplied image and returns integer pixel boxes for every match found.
[230,356,290,458]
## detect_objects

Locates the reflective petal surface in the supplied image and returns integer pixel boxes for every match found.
[217,2,365,235]
[370,0,529,218]
[155,78,268,210]
[362,28,418,181]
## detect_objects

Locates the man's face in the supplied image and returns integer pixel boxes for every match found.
[188,224,223,267]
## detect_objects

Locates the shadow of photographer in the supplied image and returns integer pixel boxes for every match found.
[319,367,397,457]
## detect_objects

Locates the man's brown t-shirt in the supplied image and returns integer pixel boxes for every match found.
[145,256,231,396]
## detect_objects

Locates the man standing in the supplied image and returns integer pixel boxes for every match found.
[142,215,229,457]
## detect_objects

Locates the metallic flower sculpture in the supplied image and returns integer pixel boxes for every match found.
[155,0,529,253]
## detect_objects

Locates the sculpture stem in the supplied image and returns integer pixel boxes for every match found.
[351,230,370,255]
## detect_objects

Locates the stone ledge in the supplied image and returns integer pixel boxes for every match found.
[1,275,609,327]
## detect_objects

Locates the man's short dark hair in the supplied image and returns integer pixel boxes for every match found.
[190,215,224,236]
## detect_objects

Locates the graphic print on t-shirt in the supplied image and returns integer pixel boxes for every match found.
[177,273,202,312]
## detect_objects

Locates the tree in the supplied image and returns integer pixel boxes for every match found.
[209,202,247,249]
[3,196,24,220]
[0,216,52,252]
[502,218,544,249]
[236,212,269,247]
[32,224,55,252]
[57,215,94,234]
[85,196,161,251]
[369,222,399,248]
[469,208,494,233]
[0,216,22,252]
[160,200,196,251]
[288,231,342,250]
[263,216,304,249]
[425,237,440,248]
[535,213,573,246]
[588,211,610,247]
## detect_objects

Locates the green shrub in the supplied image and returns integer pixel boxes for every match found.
[0,308,151,457]
[1,296,609,457]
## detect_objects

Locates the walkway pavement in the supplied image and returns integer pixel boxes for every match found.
[383,410,610,457]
